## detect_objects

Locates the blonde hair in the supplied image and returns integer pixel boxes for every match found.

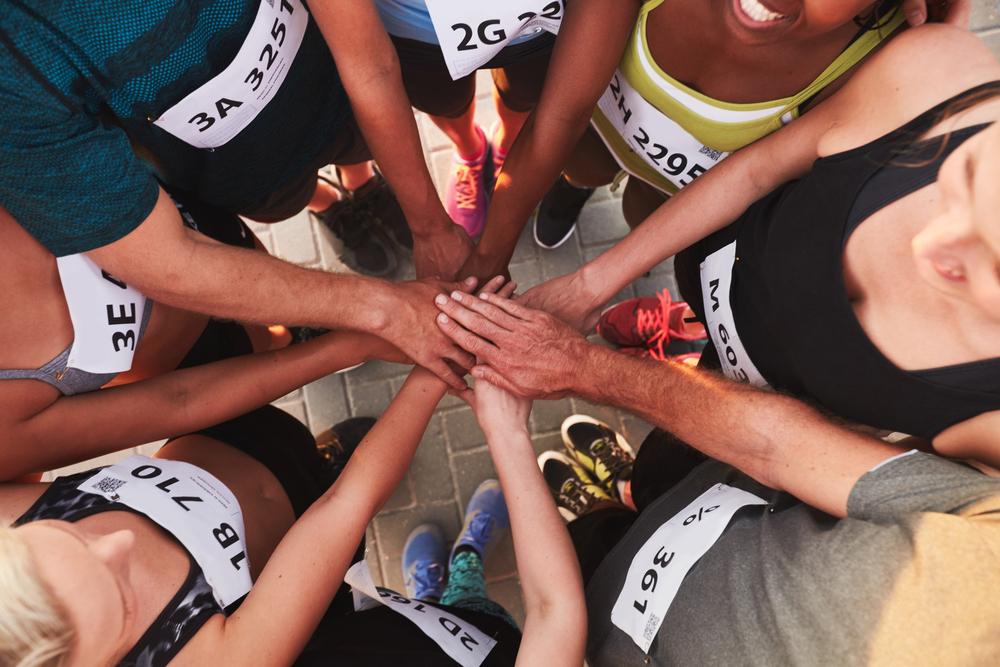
[0,526,74,667]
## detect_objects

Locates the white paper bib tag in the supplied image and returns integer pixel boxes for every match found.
[425,0,562,80]
[345,561,497,667]
[597,70,727,190]
[154,0,308,149]
[699,241,769,387]
[611,483,767,653]
[78,456,252,608]
[56,254,147,375]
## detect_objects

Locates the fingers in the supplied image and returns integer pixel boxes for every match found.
[430,359,468,391]
[902,0,926,25]
[944,0,971,27]
[496,280,518,299]
[470,365,527,397]
[436,291,514,343]
[435,311,500,363]
[477,291,535,321]
[445,347,476,371]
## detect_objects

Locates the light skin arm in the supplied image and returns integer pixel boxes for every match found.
[457,0,639,280]
[434,291,903,518]
[0,331,403,480]
[309,0,473,279]
[88,188,478,388]
[462,380,586,666]
[209,367,447,666]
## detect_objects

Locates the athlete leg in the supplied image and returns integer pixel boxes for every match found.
[562,126,621,189]
[622,177,669,230]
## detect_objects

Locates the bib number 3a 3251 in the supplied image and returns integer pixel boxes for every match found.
[425,0,563,80]
[154,0,308,149]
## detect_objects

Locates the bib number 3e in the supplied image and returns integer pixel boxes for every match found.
[425,0,563,80]
[154,0,308,149]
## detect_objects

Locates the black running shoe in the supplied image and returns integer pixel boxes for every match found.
[538,450,613,521]
[532,175,595,249]
[348,166,413,252]
[315,416,377,481]
[561,415,634,500]
[311,175,398,277]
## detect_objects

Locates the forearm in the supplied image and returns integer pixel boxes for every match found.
[224,369,447,664]
[7,331,387,478]
[573,345,898,516]
[311,2,448,235]
[483,422,587,666]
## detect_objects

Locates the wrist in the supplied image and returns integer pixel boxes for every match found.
[576,262,611,309]
[358,279,395,334]
[483,421,531,446]
[572,343,616,401]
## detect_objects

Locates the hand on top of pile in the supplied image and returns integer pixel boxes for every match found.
[433,282,590,400]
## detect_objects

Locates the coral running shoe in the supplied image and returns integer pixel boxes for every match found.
[561,415,634,499]
[597,290,706,361]
[445,126,491,238]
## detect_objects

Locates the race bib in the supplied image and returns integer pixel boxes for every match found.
[425,0,563,80]
[597,70,725,190]
[79,456,252,608]
[345,561,497,667]
[56,254,147,375]
[153,0,308,149]
[611,484,767,653]
[699,242,769,387]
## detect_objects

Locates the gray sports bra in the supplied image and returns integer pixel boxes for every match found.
[0,301,153,395]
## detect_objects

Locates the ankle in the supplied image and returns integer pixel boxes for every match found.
[454,126,487,163]
[338,161,376,192]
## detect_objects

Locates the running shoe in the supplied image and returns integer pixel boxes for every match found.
[445,126,491,238]
[538,450,613,521]
[314,416,376,481]
[532,174,594,249]
[561,415,635,500]
[451,479,509,563]
[487,121,508,191]
[346,166,413,252]
[597,290,707,361]
[402,523,447,601]
[311,175,397,277]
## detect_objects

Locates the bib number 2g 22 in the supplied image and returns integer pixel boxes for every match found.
[451,1,561,52]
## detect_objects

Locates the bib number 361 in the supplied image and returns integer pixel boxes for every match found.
[154,0,308,149]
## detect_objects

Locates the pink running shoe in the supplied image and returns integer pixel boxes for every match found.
[597,290,707,361]
[445,126,490,238]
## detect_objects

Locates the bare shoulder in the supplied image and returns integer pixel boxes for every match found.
[817,25,1000,156]
[934,410,1000,470]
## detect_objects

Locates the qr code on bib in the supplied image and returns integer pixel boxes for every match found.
[94,476,127,495]
[643,613,661,642]
[698,145,723,162]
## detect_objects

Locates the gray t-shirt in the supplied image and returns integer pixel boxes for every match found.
[585,452,1000,665]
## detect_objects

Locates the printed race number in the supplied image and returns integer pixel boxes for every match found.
[426,0,563,79]
[154,0,308,149]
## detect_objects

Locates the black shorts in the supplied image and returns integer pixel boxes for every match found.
[392,34,554,118]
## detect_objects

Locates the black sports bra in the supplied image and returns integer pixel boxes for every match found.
[14,469,224,667]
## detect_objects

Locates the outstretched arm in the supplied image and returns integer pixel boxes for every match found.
[309,0,473,279]
[457,0,639,280]
[464,380,586,666]
[0,331,403,479]
[434,291,903,518]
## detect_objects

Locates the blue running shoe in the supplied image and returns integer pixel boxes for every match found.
[403,523,447,601]
[451,479,510,564]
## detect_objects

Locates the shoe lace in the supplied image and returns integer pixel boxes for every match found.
[408,561,445,596]
[464,512,494,546]
[453,164,481,210]
[636,290,674,362]
[558,478,599,516]
[589,437,633,479]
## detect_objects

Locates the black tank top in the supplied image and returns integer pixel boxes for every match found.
[679,82,1000,440]
[14,469,225,667]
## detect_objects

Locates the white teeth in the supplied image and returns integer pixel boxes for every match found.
[739,0,786,22]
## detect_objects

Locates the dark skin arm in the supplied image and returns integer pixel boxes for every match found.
[308,0,473,279]
[432,290,902,517]
[457,0,640,281]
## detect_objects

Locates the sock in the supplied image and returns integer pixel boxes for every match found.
[618,479,635,510]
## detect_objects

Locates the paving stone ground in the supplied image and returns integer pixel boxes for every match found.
[45,5,1000,628]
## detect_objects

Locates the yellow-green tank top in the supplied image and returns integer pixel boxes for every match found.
[591,0,905,195]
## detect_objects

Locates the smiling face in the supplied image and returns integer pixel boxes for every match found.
[17,521,138,667]
[720,0,884,43]
[912,123,1000,321]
